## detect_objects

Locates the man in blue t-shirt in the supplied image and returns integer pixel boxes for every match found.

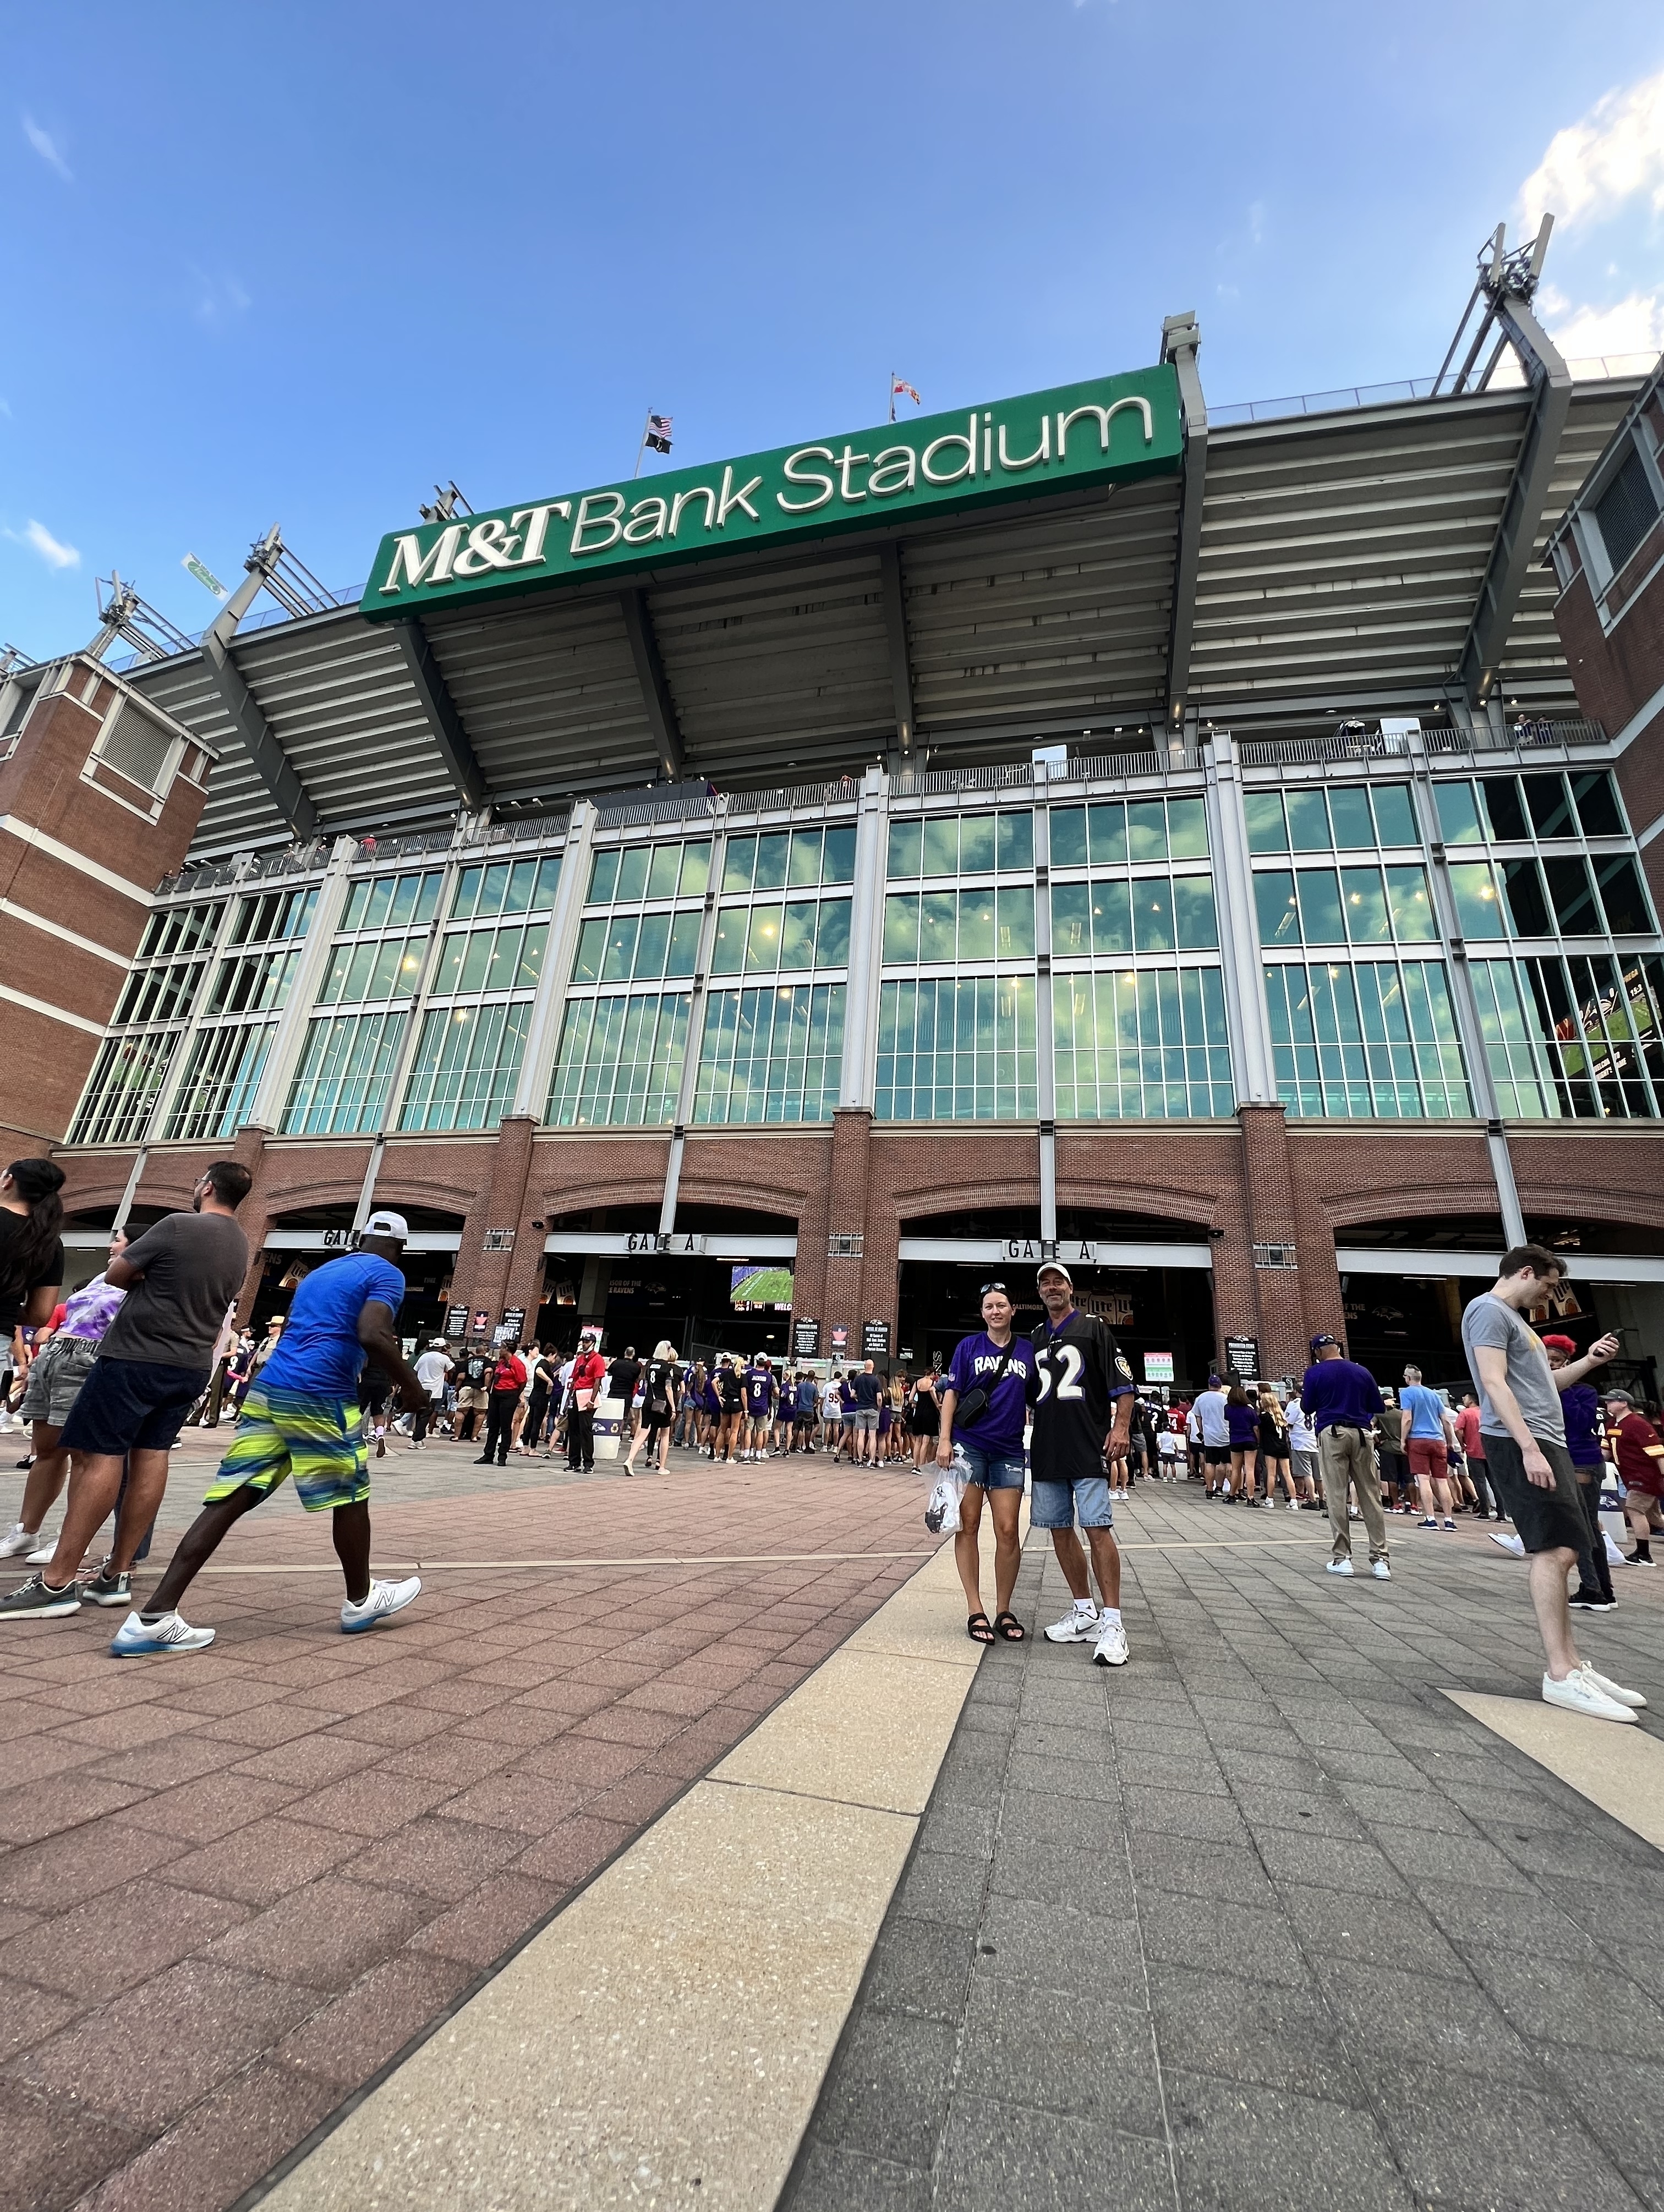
[1399,1364,1459,1528]
[1300,1332,1388,1580]
[110,1211,429,1657]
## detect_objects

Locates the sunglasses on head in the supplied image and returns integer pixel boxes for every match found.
[979,1281,1010,1297]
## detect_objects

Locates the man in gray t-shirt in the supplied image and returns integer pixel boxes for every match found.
[0,1161,254,1624]
[1460,1247,1632,1724]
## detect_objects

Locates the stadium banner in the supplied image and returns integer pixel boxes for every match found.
[361,365,1181,620]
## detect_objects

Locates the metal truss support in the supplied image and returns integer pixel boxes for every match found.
[878,541,918,762]
[387,616,486,809]
[620,588,685,783]
[1162,311,1208,732]
[201,552,318,839]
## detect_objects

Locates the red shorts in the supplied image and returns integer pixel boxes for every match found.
[1406,1437,1448,1481]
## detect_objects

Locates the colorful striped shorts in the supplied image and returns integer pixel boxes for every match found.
[204,1384,370,1513]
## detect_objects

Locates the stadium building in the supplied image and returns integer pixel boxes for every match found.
[4,234,1664,1391]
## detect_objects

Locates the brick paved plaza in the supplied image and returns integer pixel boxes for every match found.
[5,1441,1664,2212]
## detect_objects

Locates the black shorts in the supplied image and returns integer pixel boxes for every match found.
[1379,1450,1408,1483]
[1483,1432,1589,1556]
[58,1355,210,1455]
[1203,1444,1231,1467]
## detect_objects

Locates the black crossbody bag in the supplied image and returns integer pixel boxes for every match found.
[953,1341,1017,1429]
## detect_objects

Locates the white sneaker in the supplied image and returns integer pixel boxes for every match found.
[0,1522,39,1560]
[1579,1664,1647,1710]
[25,1540,57,1565]
[340,1574,422,1635]
[1543,1668,1635,1724]
[1371,1559,1392,1580]
[1490,1532,1526,1558]
[1325,1558,1354,1577]
[1092,1616,1129,1667]
[1044,1602,1101,1643]
[110,1610,215,1656]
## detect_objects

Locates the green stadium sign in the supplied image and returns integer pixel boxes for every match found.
[361,364,1181,620]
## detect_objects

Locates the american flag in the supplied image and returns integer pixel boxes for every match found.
[891,379,921,407]
[645,414,674,454]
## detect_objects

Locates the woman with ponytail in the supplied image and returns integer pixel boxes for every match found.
[0,1159,65,1337]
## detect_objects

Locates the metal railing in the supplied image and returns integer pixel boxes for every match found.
[595,785,719,831]
[1425,718,1608,756]
[1238,732,1411,769]
[355,827,461,863]
[725,778,863,822]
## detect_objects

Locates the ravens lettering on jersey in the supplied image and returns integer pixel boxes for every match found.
[1028,1309,1135,1484]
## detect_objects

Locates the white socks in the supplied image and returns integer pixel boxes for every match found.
[1099,1606,1123,1627]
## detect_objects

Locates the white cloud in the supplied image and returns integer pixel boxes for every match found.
[1518,69,1664,232]
[190,266,251,325]
[1539,282,1664,363]
[3,518,80,570]
[21,114,71,182]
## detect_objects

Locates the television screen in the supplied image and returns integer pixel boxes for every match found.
[731,1264,795,1310]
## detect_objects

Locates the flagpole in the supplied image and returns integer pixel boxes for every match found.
[888,370,895,426]
[632,411,651,480]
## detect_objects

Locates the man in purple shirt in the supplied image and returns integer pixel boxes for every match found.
[1300,1332,1389,1581]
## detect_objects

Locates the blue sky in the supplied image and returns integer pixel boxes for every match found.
[4,0,1663,657]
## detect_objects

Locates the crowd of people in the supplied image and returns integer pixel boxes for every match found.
[0,1156,1657,1725]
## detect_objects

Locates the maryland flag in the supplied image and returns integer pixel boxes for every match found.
[891,378,921,408]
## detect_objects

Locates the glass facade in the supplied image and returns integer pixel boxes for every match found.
[1472,953,1664,1119]
[401,1002,534,1132]
[877,976,1036,1121]
[548,992,690,1127]
[694,984,844,1124]
[1053,969,1233,1118]
[68,901,221,1145]
[1264,960,1470,1118]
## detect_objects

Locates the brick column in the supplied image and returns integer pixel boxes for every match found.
[449,1116,538,1341]
[822,1107,873,1362]
[1237,1103,1307,1380]
[229,1124,271,1324]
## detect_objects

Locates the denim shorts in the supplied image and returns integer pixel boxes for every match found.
[1030,1474,1114,1531]
[956,1440,1026,1492]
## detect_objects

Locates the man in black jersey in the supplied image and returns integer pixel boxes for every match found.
[1030,1263,1136,1667]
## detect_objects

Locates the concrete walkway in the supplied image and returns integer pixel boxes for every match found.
[783,1490,1664,2212]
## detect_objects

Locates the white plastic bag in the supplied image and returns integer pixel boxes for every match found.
[924,1448,971,1535]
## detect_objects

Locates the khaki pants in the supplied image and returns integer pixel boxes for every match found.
[1320,1424,1388,1563]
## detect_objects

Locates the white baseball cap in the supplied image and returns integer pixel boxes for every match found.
[362,1210,409,1241]
[1036,1260,1074,1287]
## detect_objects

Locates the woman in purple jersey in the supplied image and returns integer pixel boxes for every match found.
[938,1283,1037,1644]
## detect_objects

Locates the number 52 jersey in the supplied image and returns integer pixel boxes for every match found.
[1028,1310,1136,1482]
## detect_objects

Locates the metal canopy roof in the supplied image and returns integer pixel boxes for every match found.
[120,370,1642,861]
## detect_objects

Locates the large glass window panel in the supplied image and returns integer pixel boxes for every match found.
[1572,772,1624,839]
[634,912,670,980]
[1296,870,1345,945]
[587,849,620,905]
[573,916,607,982]
[1254,870,1301,947]
[1285,790,1331,852]
[665,909,702,976]
[919,890,958,962]
[997,810,1034,871]
[1494,952,1664,1119]
[745,904,784,971]
[1499,858,1551,938]
[399,1002,532,1131]
[922,817,959,877]
[646,844,681,899]
[882,893,920,965]
[207,947,300,1016]
[1265,962,1467,1118]
[694,983,844,1124]
[1052,881,1091,956]
[1051,967,1232,1118]
[822,825,856,883]
[722,836,756,892]
[680,841,711,897]
[996,885,1035,958]
[1372,785,1418,847]
[779,901,817,971]
[1132,880,1174,953]
[231,888,315,946]
[165,1022,278,1140]
[458,930,494,993]
[69,1031,184,1146]
[1127,800,1167,862]
[1166,798,1208,859]
[1049,806,1088,868]
[1523,773,1575,839]
[1092,880,1133,956]
[115,958,206,1026]
[1085,803,1126,865]
[754,833,790,891]
[1543,855,1600,935]
[814,897,851,968]
[1328,787,1375,849]
[1480,777,1529,842]
[888,819,924,878]
[1341,866,1391,943]
[136,903,219,959]
[1173,874,1218,951]
[959,814,995,874]
[1470,961,1558,1117]
[614,848,648,904]
[547,992,689,1127]
[1386,865,1437,941]
[787,830,822,887]
[599,915,638,982]
[957,890,995,961]
[875,976,1034,1121]
[282,1011,406,1135]
[1244,794,1289,853]
[1594,854,1654,935]
[1436,783,1484,845]
[710,908,746,973]
[1449,861,1507,937]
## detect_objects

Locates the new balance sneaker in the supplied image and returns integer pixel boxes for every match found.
[1092,1616,1129,1667]
[1420,1516,1439,1529]
[110,1610,215,1655]
[1043,1601,1101,1643]
[1325,1558,1354,1578]
[80,1562,132,1609]
[1441,1518,1457,1532]
[0,1522,39,1560]
[0,1572,80,1618]
[340,1575,422,1634]
[1578,1664,1646,1710]
[1542,1668,1635,1723]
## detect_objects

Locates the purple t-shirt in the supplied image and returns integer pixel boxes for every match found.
[948,1331,1037,1456]
[58,1273,125,1343]
[1225,1400,1260,1447]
